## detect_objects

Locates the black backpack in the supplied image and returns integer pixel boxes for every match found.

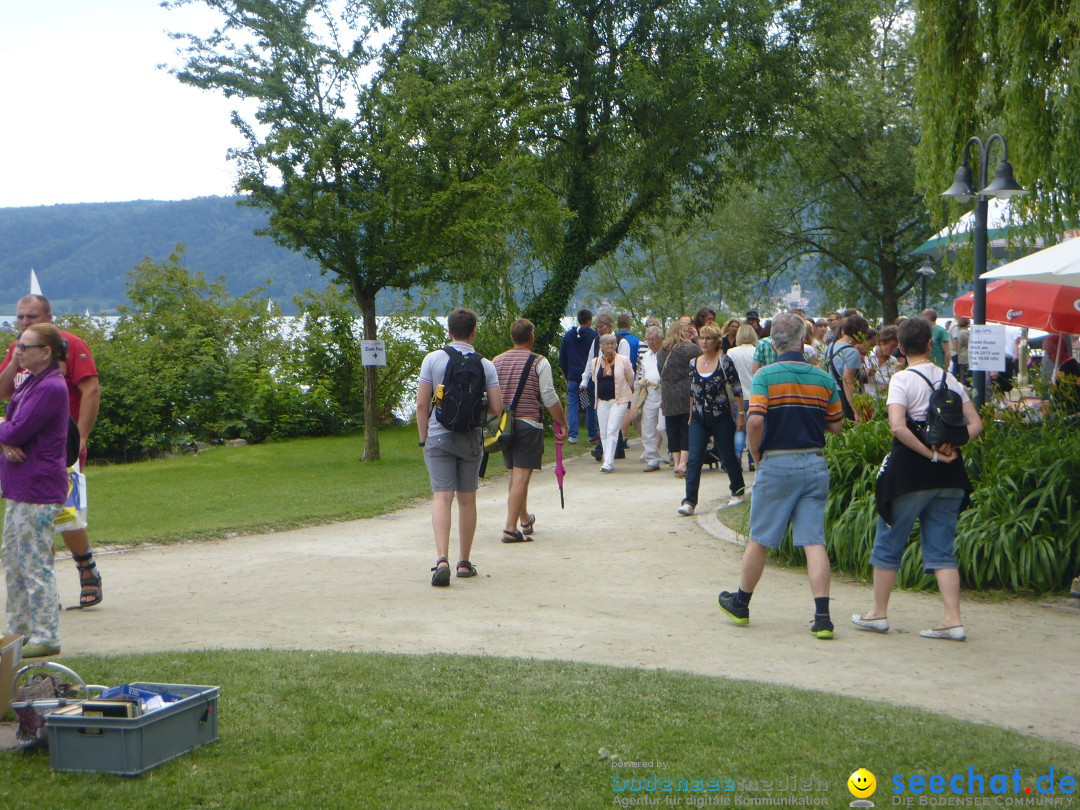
[434,347,488,433]
[906,368,969,448]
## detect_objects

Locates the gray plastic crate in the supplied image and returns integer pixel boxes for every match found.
[46,682,219,776]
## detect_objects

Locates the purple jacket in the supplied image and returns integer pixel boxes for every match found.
[0,367,69,504]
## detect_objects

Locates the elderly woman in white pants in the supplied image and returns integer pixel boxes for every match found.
[588,332,635,472]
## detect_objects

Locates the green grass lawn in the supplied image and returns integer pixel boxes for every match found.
[84,426,586,546]
[3,651,1077,807]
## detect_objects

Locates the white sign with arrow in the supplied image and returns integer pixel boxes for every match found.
[361,340,387,367]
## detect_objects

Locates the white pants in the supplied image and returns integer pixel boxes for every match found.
[596,400,630,468]
[640,388,662,463]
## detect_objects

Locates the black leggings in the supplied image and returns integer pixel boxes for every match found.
[665,413,690,452]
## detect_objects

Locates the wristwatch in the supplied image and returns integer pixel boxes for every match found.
[931,450,939,463]
[418,441,425,447]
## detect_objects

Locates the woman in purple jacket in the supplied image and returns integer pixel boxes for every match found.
[0,323,70,658]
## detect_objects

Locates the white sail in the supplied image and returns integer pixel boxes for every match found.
[29,268,42,295]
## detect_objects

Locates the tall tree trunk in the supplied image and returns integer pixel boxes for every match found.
[880,257,900,324]
[355,284,381,462]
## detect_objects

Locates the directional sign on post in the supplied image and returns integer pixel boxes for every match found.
[968,325,1006,373]
[361,340,387,367]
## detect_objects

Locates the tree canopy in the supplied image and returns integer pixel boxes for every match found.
[456,0,868,349]
[168,0,541,459]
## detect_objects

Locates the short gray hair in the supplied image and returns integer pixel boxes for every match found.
[645,326,663,340]
[769,312,806,353]
[599,332,618,346]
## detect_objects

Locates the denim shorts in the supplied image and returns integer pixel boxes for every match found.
[749,451,829,548]
[871,488,965,571]
[424,430,483,493]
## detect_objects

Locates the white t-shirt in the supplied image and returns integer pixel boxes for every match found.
[640,349,661,384]
[886,364,970,423]
[419,341,500,439]
[725,344,756,399]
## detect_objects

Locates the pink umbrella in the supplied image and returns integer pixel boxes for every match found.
[554,427,566,508]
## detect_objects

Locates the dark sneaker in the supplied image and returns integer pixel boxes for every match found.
[717,591,749,626]
[810,616,834,639]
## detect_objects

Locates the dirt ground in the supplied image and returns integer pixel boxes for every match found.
[4,447,1079,749]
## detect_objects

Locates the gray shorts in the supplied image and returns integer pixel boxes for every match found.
[502,421,545,470]
[424,431,483,492]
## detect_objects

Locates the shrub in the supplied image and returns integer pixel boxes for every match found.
[771,404,1080,594]
[58,251,440,460]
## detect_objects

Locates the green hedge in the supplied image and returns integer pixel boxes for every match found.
[773,407,1080,594]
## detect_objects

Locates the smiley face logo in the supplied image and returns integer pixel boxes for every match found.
[848,768,877,799]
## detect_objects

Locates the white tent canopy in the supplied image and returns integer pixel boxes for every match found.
[981,235,1080,288]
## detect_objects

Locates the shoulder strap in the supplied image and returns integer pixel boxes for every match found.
[907,368,937,391]
[509,353,537,412]
[442,346,457,359]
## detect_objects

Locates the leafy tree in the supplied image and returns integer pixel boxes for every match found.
[769,2,929,322]
[586,2,931,324]
[167,0,539,459]
[587,193,781,323]
[408,0,869,351]
[915,0,1080,233]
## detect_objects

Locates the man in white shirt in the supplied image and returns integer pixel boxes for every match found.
[633,326,664,471]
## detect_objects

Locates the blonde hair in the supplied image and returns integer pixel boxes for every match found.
[662,320,690,352]
[735,324,759,347]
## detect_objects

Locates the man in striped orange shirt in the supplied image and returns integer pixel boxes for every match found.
[717,312,844,639]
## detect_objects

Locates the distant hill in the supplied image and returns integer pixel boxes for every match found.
[0,197,333,314]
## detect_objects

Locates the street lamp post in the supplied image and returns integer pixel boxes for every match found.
[940,134,1026,408]
[916,257,936,311]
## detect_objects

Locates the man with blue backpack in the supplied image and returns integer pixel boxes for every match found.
[416,308,503,586]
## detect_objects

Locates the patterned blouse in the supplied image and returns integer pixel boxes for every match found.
[689,354,743,420]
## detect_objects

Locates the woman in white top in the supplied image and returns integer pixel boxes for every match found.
[725,325,759,470]
[853,317,982,642]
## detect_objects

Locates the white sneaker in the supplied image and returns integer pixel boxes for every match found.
[728,495,745,507]
[600,464,614,473]
[643,462,660,472]
[919,625,966,641]
[677,502,695,516]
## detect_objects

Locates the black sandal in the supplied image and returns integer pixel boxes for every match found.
[520,514,536,536]
[456,560,478,578]
[69,550,102,609]
[431,557,451,586]
[501,529,530,543]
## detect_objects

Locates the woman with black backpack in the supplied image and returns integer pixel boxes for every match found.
[852,317,983,642]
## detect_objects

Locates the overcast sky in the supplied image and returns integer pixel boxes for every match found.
[0,1,250,208]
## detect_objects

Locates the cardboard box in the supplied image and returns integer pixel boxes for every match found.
[0,633,23,719]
